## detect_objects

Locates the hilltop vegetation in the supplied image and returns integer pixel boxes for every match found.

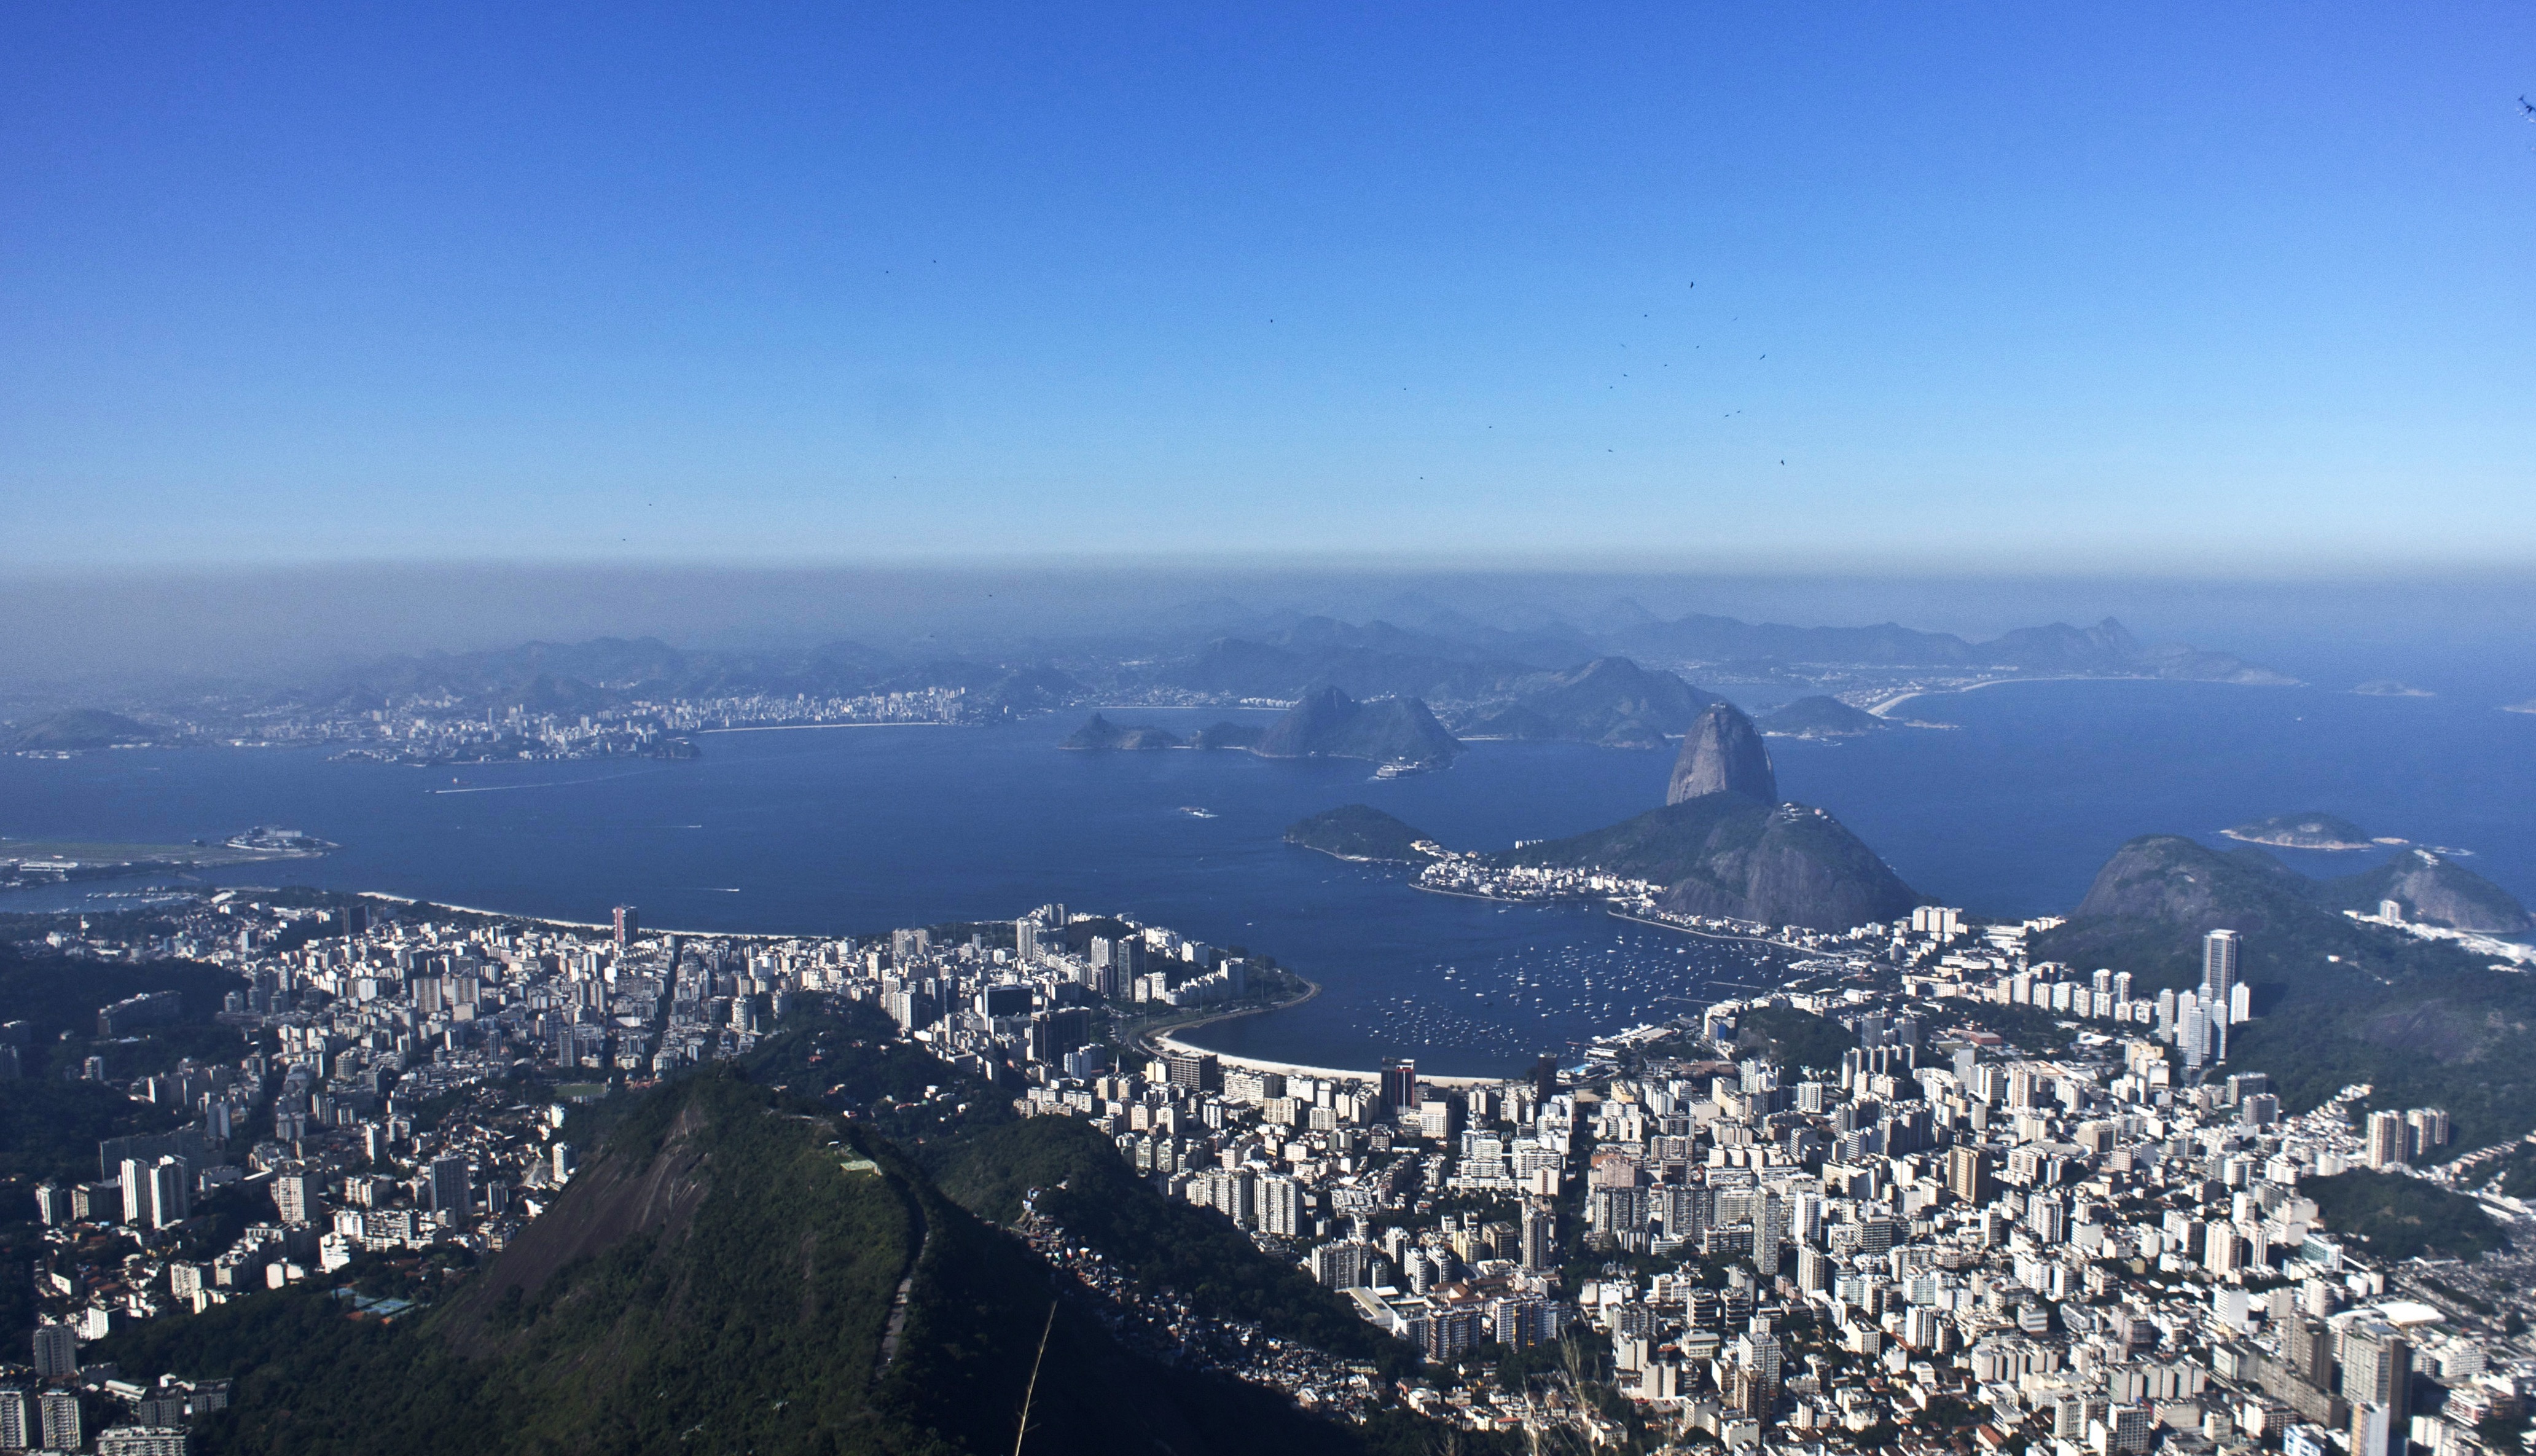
[927,1116,1418,1377]
[1500,793,1919,931]
[2222,812,2376,851]
[1059,713,1185,750]
[1731,1006,1859,1077]
[1756,695,1891,740]
[2038,835,2536,1151]
[90,1068,1391,1456]
[2034,836,2493,1001]
[2301,1170,2506,1262]
[1284,804,1441,863]
[4,707,156,749]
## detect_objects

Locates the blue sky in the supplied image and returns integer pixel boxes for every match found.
[4,2,2531,569]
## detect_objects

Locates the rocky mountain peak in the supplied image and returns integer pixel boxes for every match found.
[1666,700,1777,805]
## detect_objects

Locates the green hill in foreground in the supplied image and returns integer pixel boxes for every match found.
[91,1070,1403,1456]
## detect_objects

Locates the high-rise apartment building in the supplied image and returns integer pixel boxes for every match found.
[428,1156,472,1216]
[2365,1111,2409,1170]
[1519,1200,1554,1271]
[30,1323,77,1379]
[147,1157,190,1229]
[38,1390,80,1452]
[1381,1059,1419,1111]
[2203,930,2240,1004]
[1946,1146,1994,1206]
[273,1172,320,1226]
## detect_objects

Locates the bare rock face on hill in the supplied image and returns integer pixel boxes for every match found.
[1667,702,1777,804]
[2323,848,2533,934]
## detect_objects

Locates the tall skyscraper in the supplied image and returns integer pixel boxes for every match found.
[147,1156,190,1228]
[1946,1146,1994,1206]
[2203,930,2240,1004]
[429,1156,472,1216]
[273,1172,319,1226]
[612,905,639,951]
[2366,1110,2409,1169]
[2344,1320,2411,1456]
[1257,1175,1304,1237]
[1382,1059,1419,1111]
[0,1387,30,1449]
[1519,1199,1554,1271]
[120,1157,150,1226]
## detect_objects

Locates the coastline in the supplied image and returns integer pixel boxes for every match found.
[353,889,793,941]
[1143,973,1514,1089]
[693,722,957,734]
[1605,907,1808,955]
[1867,673,2142,718]
[2217,829,2377,852]
[1867,670,2296,719]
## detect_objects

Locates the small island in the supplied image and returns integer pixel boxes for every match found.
[227,825,341,852]
[0,829,334,888]
[1058,714,1265,751]
[2220,812,2376,851]
[1283,804,1444,863]
[2352,680,2433,697]
[1059,691,1449,767]
[1059,714,1184,750]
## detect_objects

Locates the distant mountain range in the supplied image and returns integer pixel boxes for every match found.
[1600,613,2291,683]
[1122,611,2284,746]
[7,607,2294,749]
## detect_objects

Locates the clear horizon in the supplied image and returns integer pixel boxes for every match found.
[6,3,2534,570]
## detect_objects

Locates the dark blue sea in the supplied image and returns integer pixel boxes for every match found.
[4,681,2530,1076]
